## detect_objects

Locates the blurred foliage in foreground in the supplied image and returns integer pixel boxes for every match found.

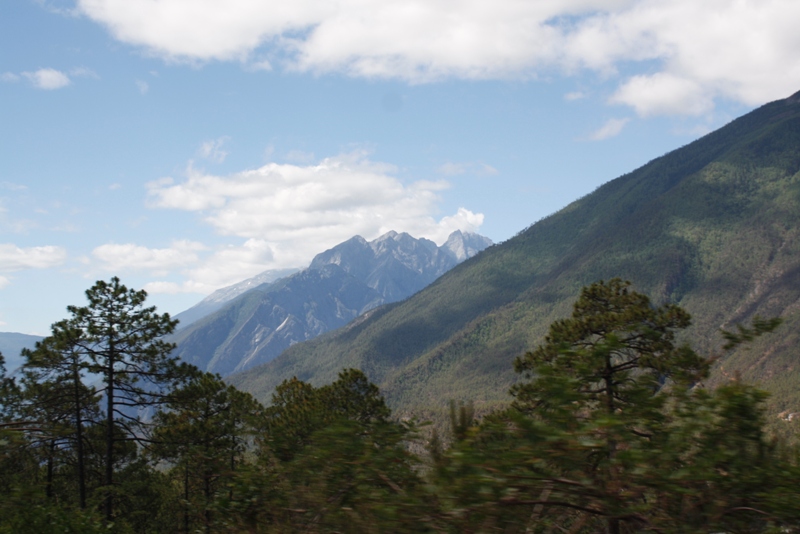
[2,279,800,533]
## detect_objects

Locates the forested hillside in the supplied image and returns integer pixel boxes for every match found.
[3,277,800,533]
[231,91,800,422]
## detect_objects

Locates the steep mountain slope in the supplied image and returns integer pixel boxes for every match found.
[173,268,299,329]
[172,230,492,376]
[230,91,800,420]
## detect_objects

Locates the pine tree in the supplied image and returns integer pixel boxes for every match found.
[20,322,101,509]
[510,279,709,533]
[63,277,195,521]
[150,372,260,534]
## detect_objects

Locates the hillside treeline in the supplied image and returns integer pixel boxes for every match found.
[1,277,799,533]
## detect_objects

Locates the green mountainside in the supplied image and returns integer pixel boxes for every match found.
[230,91,800,421]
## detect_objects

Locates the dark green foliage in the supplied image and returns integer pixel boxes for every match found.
[216,369,433,533]
[0,499,107,534]
[512,278,708,416]
[150,372,261,533]
[0,352,17,421]
[65,277,196,520]
[431,281,799,533]
[721,315,784,350]
[19,325,101,509]
[448,399,475,442]
[0,278,201,530]
[264,369,392,462]
[3,278,800,532]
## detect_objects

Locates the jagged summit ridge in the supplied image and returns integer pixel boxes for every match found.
[171,230,492,376]
[443,230,494,262]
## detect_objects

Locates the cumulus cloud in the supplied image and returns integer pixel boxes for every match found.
[23,68,71,90]
[0,244,67,272]
[143,152,485,292]
[609,73,713,117]
[198,137,230,163]
[91,240,206,276]
[148,239,277,294]
[76,0,800,114]
[588,117,629,140]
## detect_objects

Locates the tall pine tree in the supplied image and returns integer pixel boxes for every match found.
[64,277,194,521]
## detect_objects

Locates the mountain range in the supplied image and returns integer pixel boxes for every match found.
[173,268,299,329]
[0,332,43,374]
[170,230,492,376]
[229,90,800,424]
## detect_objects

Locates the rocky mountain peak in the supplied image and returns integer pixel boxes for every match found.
[172,229,492,376]
[443,230,494,262]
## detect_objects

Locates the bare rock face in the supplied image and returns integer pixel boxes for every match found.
[171,231,492,376]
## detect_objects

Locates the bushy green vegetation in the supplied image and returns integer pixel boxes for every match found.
[2,278,799,533]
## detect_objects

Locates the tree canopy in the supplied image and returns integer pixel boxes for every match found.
[0,278,798,533]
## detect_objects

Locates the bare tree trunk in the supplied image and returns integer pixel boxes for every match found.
[46,439,55,499]
[104,342,115,522]
[73,361,86,509]
[184,462,190,534]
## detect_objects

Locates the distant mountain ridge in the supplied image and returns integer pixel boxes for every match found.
[229,90,800,424]
[171,230,492,376]
[0,332,43,374]
[174,268,299,329]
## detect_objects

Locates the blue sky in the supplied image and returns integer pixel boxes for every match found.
[1,0,797,335]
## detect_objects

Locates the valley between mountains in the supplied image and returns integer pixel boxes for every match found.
[4,92,800,430]
[218,90,800,426]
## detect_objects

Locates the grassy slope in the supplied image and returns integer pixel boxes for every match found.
[230,93,800,421]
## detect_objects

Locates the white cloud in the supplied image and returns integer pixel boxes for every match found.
[1,182,28,191]
[91,240,206,276]
[435,208,484,237]
[145,151,485,291]
[609,73,713,117]
[172,239,277,293]
[23,68,71,90]
[438,162,498,176]
[141,239,279,295]
[569,0,800,110]
[0,244,67,272]
[135,79,149,94]
[198,137,230,163]
[76,0,800,114]
[588,117,629,140]
[1,72,20,83]
[564,91,586,101]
